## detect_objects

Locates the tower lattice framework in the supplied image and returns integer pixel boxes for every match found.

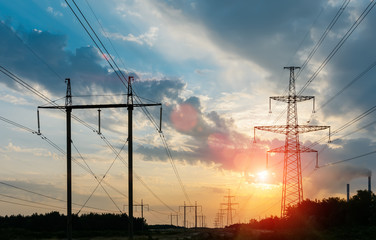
[254,67,330,217]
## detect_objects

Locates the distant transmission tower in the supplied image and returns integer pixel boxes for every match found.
[254,67,330,217]
[220,189,238,226]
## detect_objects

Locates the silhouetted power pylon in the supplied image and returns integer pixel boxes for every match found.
[220,189,238,226]
[254,67,330,217]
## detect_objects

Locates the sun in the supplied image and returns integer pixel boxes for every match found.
[257,170,269,183]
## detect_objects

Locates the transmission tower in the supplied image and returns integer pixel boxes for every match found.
[254,67,330,217]
[220,189,238,226]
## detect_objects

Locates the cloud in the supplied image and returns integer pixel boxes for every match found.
[0,94,32,106]
[2,1,376,191]
[0,21,126,96]
[46,6,63,17]
[106,27,159,47]
[0,20,263,172]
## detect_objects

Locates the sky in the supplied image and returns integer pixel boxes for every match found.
[0,0,376,227]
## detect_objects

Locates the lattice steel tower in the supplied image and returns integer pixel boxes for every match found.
[254,67,330,217]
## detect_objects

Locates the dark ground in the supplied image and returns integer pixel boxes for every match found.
[2,226,376,240]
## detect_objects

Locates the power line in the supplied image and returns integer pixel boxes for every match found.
[71,0,128,85]
[0,198,62,212]
[3,0,186,219]
[271,0,375,125]
[298,0,376,95]
[71,139,124,214]
[317,59,376,111]
[65,0,193,206]
[296,0,350,78]
[64,0,186,213]
[0,114,129,213]
[307,104,376,149]
[64,0,127,87]
[84,0,131,76]
[0,181,112,213]
[132,90,192,204]
[0,193,66,211]
[321,150,376,168]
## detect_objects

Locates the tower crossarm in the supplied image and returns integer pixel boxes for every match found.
[297,125,330,134]
[299,145,318,153]
[267,145,285,153]
[266,145,318,168]
[269,95,316,113]
[254,125,330,138]
[267,145,318,154]
[270,95,314,103]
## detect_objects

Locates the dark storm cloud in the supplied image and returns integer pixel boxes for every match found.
[0,21,124,95]
[165,0,326,85]
[2,0,376,177]
[0,20,265,171]
[158,0,376,123]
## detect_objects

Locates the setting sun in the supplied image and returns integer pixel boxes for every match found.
[257,170,269,182]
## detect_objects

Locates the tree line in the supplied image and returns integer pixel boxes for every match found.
[0,212,146,236]
[247,190,376,230]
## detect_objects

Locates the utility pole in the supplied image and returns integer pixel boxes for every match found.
[219,208,225,227]
[220,189,238,226]
[254,66,330,217]
[66,78,72,240]
[38,77,161,240]
[194,201,202,228]
[134,199,149,219]
[169,213,179,226]
[179,201,201,228]
[198,215,205,228]
[214,212,220,228]
[124,199,149,219]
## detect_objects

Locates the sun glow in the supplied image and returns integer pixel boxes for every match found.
[257,170,268,182]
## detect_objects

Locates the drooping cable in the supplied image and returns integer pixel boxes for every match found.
[64,0,127,87]
[298,0,376,95]
[0,115,128,213]
[296,0,350,78]
[71,139,124,214]
[65,0,193,207]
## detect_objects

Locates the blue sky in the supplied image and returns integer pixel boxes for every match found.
[1,0,376,226]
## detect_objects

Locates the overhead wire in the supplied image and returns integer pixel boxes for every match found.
[0,193,66,211]
[317,58,376,112]
[296,0,350,78]
[76,0,192,206]
[84,0,130,76]
[72,0,192,205]
[0,0,187,220]
[266,6,326,125]
[65,0,189,210]
[253,1,369,218]
[0,198,62,212]
[321,150,376,168]
[298,0,376,96]
[0,65,134,213]
[71,139,124,214]
[271,0,368,124]
[64,0,127,87]
[0,181,111,213]
[133,92,192,204]
[0,115,127,213]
